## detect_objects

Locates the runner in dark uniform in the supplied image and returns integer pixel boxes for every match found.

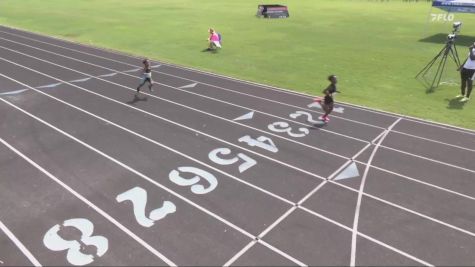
[315,75,339,123]
[136,59,154,95]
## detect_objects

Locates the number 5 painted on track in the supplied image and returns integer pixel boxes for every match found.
[208,147,257,173]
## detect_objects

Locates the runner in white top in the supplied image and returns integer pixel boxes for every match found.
[458,43,475,102]
[136,58,154,95]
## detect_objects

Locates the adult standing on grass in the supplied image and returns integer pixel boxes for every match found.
[206,28,221,51]
[314,75,340,123]
[457,42,475,102]
[136,58,154,95]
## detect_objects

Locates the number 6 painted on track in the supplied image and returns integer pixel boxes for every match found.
[169,166,218,194]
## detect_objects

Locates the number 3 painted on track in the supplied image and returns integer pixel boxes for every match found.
[268,121,309,138]
[43,218,108,266]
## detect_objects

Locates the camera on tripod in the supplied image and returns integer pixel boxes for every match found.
[416,21,462,90]
[452,21,462,33]
[447,33,456,42]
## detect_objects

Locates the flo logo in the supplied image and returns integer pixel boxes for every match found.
[431,13,455,22]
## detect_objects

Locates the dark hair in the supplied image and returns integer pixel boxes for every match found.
[327,74,336,81]
[143,58,149,64]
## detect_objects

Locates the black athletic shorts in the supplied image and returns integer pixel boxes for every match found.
[461,68,475,81]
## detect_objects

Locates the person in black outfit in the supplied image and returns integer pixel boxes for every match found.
[136,58,154,95]
[315,75,339,122]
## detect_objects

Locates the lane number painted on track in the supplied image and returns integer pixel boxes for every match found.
[208,148,257,173]
[169,166,218,194]
[116,187,176,228]
[43,218,108,266]
[268,121,309,138]
[289,111,322,124]
[238,135,278,153]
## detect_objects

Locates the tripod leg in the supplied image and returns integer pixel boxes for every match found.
[435,51,450,89]
[416,46,446,78]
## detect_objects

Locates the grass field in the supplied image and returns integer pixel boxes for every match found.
[0,0,474,129]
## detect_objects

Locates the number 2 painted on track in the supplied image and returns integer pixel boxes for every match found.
[208,147,257,173]
[289,111,321,124]
[43,218,108,266]
[116,187,176,228]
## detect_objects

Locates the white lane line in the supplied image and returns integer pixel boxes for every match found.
[12,43,475,181]
[2,28,475,137]
[0,58,297,205]
[0,66,442,267]
[0,138,176,266]
[0,76,439,267]
[0,220,42,267]
[5,36,473,167]
[9,44,473,202]
[257,240,308,267]
[12,48,472,214]
[379,145,475,174]
[223,240,256,267]
[226,141,374,267]
[0,80,307,267]
[0,40,370,146]
[350,118,401,266]
[0,88,28,96]
[299,207,433,266]
[391,130,475,153]
[4,40,473,177]
[3,52,475,238]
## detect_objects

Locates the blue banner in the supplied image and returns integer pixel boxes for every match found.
[433,0,475,13]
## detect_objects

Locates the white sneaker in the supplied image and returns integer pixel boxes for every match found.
[460,97,470,102]
[455,94,464,98]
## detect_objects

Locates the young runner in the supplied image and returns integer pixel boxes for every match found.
[315,75,339,123]
[136,58,154,95]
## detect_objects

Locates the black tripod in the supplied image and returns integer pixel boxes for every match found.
[416,35,461,91]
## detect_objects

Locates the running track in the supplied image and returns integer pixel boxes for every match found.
[0,25,475,266]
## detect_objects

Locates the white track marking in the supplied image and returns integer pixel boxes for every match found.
[0,74,440,267]
[0,88,28,96]
[3,52,473,205]
[0,34,475,262]
[3,37,474,159]
[3,40,473,174]
[0,25,462,267]
[226,139,386,266]
[223,240,256,267]
[350,118,401,266]
[2,47,473,180]
[379,145,475,174]
[1,55,475,238]
[0,38,370,145]
[0,96,305,267]
[3,53,475,240]
[0,220,41,267]
[390,130,475,153]
[300,207,433,266]
[0,138,176,266]
[2,27,474,136]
